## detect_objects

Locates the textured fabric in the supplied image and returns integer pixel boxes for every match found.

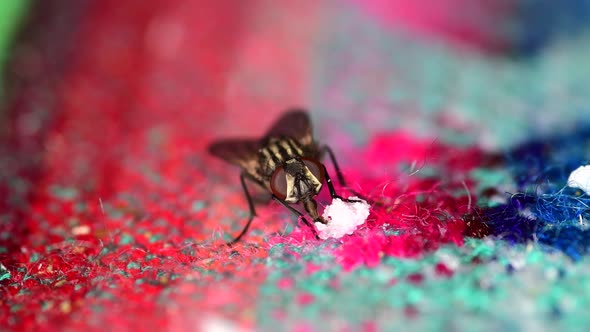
[2,1,590,331]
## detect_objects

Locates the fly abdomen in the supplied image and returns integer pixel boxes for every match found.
[285,138,304,156]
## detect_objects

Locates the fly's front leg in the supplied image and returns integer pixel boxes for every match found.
[272,195,320,240]
[322,164,362,203]
[320,145,365,200]
[320,145,347,186]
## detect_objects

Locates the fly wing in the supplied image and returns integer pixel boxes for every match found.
[265,109,314,147]
[207,139,261,174]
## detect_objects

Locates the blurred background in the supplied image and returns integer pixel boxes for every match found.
[3,0,590,149]
[1,0,590,330]
[2,0,590,216]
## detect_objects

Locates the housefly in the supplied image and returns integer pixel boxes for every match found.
[208,109,357,245]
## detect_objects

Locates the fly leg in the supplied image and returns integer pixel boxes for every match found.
[320,145,347,187]
[272,195,320,240]
[226,172,261,246]
[320,145,365,200]
[323,164,362,203]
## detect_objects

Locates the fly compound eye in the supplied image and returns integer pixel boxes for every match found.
[271,166,287,200]
[302,158,325,184]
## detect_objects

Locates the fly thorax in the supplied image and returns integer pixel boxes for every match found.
[283,158,322,203]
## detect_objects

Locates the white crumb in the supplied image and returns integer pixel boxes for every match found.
[567,165,590,195]
[71,225,90,236]
[315,197,370,239]
[201,316,250,332]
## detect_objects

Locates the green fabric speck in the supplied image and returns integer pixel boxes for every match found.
[0,263,10,281]
[126,262,141,270]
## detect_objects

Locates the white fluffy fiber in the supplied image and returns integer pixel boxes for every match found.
[567,165,590,195]
[315,197,370,240]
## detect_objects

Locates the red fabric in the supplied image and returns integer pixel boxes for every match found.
[271,133,485,271]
